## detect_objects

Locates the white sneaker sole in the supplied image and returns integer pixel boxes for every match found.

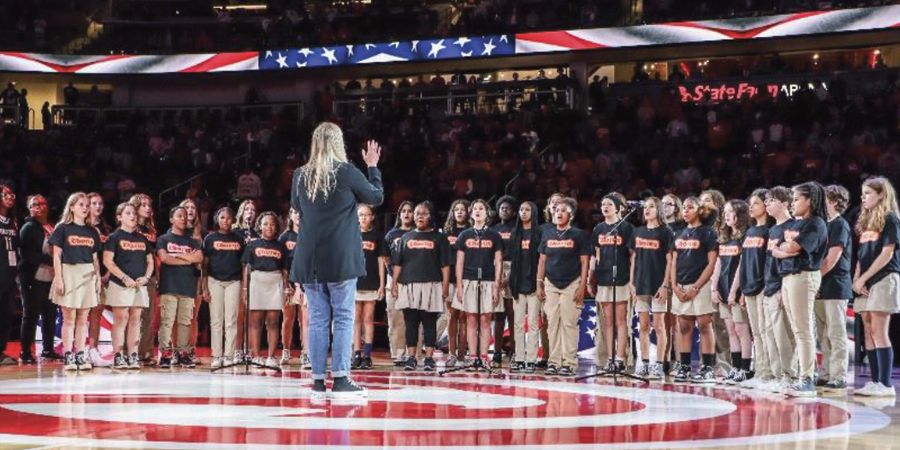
[330,390,369,399]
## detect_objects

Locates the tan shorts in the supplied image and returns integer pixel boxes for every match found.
[248,270,283,311]
[855,273,900,314]
[672,282,715,316]
[719,302,748,323]
[634,294,667,314]
[105,282,150,308]
[356,289,381,302]
[595,285,631,303]
[458,279,502,314]
[51,263,99,310]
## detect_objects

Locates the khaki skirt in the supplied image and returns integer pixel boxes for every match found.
[395,282,445,313]
[51,263,99,309]
[249,270,284,311]
[105,282,150,308]
[458,279,502,314]
[356,289,381,302]
[596,284,631,303]
[855,272,900,314]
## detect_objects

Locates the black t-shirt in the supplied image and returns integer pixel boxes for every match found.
[444,224,467,285]
[279,230,298,273]
[539,227,591,289]
[384,227,412,273]
[234,228,259,245]
[630,225,674,296]
[392,230,451,284]
[157,231,201,297]
[819,216,853,300]
[764,219,793,297]
[667,220,686,238]
[674,225,718,285]
[49,223,101,265]
[104,229,151,287]
[858,212,900,289]
[358,229,383,290]
[242,238,288,272]
[0,214,19,280]
[778,216,827,275]
[592,220,634,286]
[739,225,768,296]
[490,221,515,261]
[203,232,244,282]
[514,227,540,294]
[716,238,741,299]
[95,223,112,276]
[137,224,157,250]
[457,227,503,281]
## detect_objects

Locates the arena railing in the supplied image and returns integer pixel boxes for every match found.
[49,101,306,128]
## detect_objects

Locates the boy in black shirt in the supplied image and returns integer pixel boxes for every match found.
[736,189,771,389]
[202,207,244,368]
[816,185,852,391]
[490,195,516,368]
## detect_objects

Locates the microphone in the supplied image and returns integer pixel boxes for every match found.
[626,200,645,208]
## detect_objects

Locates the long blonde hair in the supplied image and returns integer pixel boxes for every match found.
[857,176,900,234]
[58,192,93,227]
[234,199,257,231]
[300,122,348,202]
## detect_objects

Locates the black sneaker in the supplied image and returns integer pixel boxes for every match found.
[0,353,17,365]
[815,377,829,388]
[614,359,626,373]
[63,351,77,371]
[361,356,373,370]
[19,353,35,364]
[332,376,367,398]
[559,366,574,377]
[546,364,559,375]
[674,364,691,383]
[312,379,326,395]
[393,358,407,367]
[75,351,91,370]
[179,351,196,368]
[535,360,548,369]
[113,352,128,369]
[158,350,174,369]
[351,353,363,370]
[525,362,536,373]
[510,361,525,373]
[691,365,716,384]
[188,350,201,366]
[127,352,141,370]
[423,357,436,372]
[41,350,64,360]
[491,353,502,369]
[404,356,417,371]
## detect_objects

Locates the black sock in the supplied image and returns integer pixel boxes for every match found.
[680,352,691,367]
[742,358,753,372]
[731,352,742,369]
[702,353,715,368]
[642,358,650,365]
[877,347,894,388]
[869,348,881,384]
[663,361,671,373]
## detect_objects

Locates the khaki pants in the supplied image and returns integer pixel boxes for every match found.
[139,276,158,356]
[386,275,406,360]
[543,278,581,368]
[712,310,733,372]
[763,292,797,379]
[159,294,195,352]
[744,294,772,379]
[594,302,607,364]
[513,292,541,363]
[208,278,241,358]
[815,300,849,382]
[782,271,821,380]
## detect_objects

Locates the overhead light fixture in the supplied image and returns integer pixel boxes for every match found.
[220,4,268,11]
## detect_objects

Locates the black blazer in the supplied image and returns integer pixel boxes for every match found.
[290,163,384,284]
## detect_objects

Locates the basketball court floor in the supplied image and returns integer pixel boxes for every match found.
[0,344,896,449]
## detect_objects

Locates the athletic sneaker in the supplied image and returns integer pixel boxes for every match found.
[63,352,77,371]
[673,365,691,383]
[691,365,716,384]
[75,351,92,371]
[113,352,128,369]
[332,377,367,398]
[559,366,574,377]
[445,355,458,368]
[158,350,174,369]
[871,384,897,398]
[300,353,312,370]
[669,361,682,377]
[210,357,224,369]
[280,350,291,366]
[823,379,847,392]
[525,362,536,374]
[232,350,245,365]
[41,350,64,360]
[730,370,748,385]
[19,353,35,364]
[774,378,794,394]
[545,364,559,376]
[178,352,196,368]
[740,376,762,389]
[87,347,109,367]
[360,356,373,370]
[635,363,650,378]
[128,352,141,370]
[721,368,739,385]
[351,353,363,370]
[188,351,201,366]
[647,362,665,380]
[265,356,278,368]
[312,379,327,398]
[404,356,417,371]
[423,357,436,372]
[786,377,817,398]
[815,377,829,388]
[510,361,525,373]
[855,381,881,397]
[600,358,616,375]
[491,354,502,369]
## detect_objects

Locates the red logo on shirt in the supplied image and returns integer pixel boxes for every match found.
[464,239,494,249]
[546,239,575,249]
[67,236,95,247]
[720,244,740,256]
[860,231,880,244]
[448,236,458,246]
[743,237,766,248]
[213,241,241,251]
[634,237,660,250]
[783,230,799,242]
[285,241,296,251]
[675,239,700,250]
[499,231,512,240]
[99,234,108,244]
[521,240,530,250]
[166,243,193,254]
[597,235,624,246]
[407,240,435,250]
[362,241,376,251]
[254,248,282,259]
[119,241,146,252]
[768,239,781,251]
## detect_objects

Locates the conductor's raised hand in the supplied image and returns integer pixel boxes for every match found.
[362,140,382,168]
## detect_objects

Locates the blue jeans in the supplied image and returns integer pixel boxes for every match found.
[302,279,357,380]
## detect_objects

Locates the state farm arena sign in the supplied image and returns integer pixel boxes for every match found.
[677,81,827,103]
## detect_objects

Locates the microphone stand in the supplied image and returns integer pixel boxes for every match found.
[441,231,502,377]
[576,204,648,384]
[213,269,282,373]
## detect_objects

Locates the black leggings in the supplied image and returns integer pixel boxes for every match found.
[0,279,18,354]
[403,309,439,349]
[19,278,56,355]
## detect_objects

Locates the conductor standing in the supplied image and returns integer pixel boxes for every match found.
[290,122,383,398]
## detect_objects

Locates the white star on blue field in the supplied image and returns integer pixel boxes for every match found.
[259,35,513,70]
